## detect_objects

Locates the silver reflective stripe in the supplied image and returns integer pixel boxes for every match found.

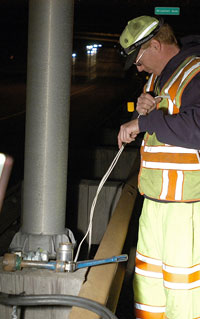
[136,251,162,266]
[142,161,200,170]
[144,145,198,154]
[135,302,166,313]
[135,267,163,279]
[146,74,154,91]
[160,170,169,200]
[179,60,200,86]
[159,170,183,201]
[163,262,200,274]
[136,21,158,42]
[163,58,200,114]
[164,280,200,290]
[164,57,197,95]
[168,99,174,114]
[175,171,184,201]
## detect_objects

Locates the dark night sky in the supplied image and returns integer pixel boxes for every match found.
[74,1,200,36]
[0,1,200,33]
[0,0,200,67]
[0,1,200,35]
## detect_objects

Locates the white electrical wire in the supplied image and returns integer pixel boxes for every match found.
[74,143,126,262]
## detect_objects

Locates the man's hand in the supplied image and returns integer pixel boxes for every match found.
[136,93,161,115]
[118,119,140,149]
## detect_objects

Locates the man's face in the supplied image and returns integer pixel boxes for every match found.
[134,41,162,75]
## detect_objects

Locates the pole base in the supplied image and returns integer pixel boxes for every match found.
[9,229,76,260]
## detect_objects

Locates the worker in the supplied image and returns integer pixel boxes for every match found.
[117,15,200,319]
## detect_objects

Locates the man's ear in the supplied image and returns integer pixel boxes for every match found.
[150,39,161,52]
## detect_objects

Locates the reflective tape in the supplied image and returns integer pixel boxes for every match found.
[142,152,199,164]
[175,171,183,201]
[160,170,169,200]
[164,280,200,290]
[135,267,163,279]
[142,161,200,170]
[168,99,173,114]
[144,146,199,154]
[136,251,200,290]
[163,263,200,275]
[135,302,166,319]
[136,21,158,42]
[135,303,166,313]
[164,57,197,94]
[163,263,200,289]
[180,60,200,85]
[136,251,162,266]
[136,252,163,279]
[146,74,155,92]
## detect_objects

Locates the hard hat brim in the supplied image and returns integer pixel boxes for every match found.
[124,46,140,70]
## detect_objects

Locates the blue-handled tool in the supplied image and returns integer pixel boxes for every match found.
[76,254,128,270]
[3,253,128,273]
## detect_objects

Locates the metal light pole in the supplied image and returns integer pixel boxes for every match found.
[10,0,75,258]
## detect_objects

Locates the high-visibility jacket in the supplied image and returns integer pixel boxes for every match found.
[138,56,200,202]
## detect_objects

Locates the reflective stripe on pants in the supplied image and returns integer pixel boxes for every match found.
[133,198,200,319]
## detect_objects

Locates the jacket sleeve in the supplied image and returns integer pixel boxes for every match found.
[138,73,200,150]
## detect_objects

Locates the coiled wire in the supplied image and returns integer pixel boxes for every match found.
[0,293,119,319]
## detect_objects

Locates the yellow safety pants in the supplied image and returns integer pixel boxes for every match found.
[133,198,200,319]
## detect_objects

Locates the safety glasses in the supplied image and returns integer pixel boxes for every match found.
[133,49,147,66]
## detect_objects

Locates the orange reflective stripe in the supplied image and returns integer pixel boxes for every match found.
[168,74,182,101]
[164,170,177,200]
[141,145,145,154]
[168,58,200,101]
[136,257,163,273]
[142,152,198,164]
[163,269,200,284]
[172,104,179,114]
[135,308,165,319]
[146,74,157,92]
[179,67,200,104]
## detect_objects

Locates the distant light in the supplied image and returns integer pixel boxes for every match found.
[72,53,77,58]
[86,43,102,53]
[87,50,93,55]
[86,45,93,50]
